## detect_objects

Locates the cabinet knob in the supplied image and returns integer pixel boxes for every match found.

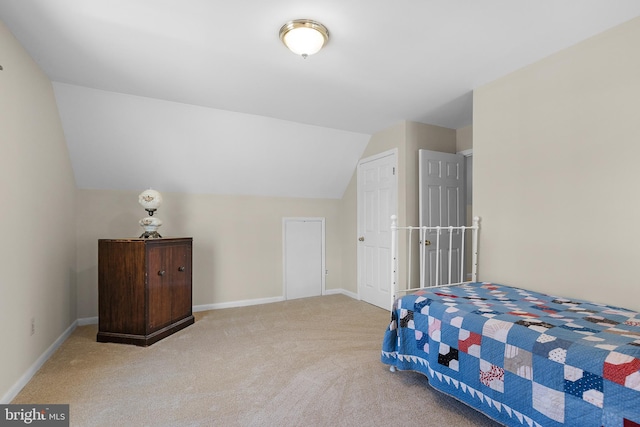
[178,266,185,272]
[158,270,166,276]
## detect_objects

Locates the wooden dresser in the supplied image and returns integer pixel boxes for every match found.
[97,237,194,346]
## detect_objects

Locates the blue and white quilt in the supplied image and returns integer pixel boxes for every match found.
[381,282,640,427]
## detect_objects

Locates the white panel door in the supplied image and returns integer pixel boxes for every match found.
[419,150,466,286]
[357,150,397,309]
[283,218,325,300]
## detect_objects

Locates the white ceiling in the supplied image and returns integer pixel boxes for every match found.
[2,1,640,198]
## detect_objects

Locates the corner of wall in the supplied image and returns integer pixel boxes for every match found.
[456,125,473,152]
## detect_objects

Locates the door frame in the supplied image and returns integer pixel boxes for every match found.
[458,149,473,280]
[356,148,398,308]
[282,217,326,300]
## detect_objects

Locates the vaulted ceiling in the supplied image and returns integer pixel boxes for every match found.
[2,1,639,198]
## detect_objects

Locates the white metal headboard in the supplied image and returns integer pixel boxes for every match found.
[390,215,480,310]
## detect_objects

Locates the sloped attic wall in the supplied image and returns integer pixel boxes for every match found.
[53,83,370,199]
[0,20,76,402]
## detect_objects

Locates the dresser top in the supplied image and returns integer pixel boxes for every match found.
[99,237,192,242]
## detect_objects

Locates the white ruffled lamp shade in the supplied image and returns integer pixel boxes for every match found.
[138,189,163,238]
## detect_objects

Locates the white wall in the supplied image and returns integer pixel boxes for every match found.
[0,21,77,401]
[474,17,640,312]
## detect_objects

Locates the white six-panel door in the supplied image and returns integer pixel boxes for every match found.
[418,150,466,286]
[357,149,397,309]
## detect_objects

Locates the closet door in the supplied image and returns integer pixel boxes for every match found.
[283,218,325,300]
[357,149,397,309]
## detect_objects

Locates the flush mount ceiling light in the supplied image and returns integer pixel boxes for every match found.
[279,19,329,58]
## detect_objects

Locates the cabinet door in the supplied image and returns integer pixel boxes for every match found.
[169,242,192,321]
[98,240,146,334]
[147,245,172,331]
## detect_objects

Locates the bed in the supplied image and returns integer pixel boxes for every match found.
[381,218,640,427]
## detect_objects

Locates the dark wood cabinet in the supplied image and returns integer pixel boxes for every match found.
[97,237,194,346]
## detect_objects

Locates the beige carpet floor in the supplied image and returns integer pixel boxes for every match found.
[12,294,501,427]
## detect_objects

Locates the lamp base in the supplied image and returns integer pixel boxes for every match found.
[140,231,162,239]
[139,217,163,239]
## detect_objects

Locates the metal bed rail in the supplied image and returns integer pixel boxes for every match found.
[390,215,480,310]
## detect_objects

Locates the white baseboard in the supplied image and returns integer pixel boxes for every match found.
[80,291,358,320]
[193,296,285,312]
[77,316,98,326]
[194,289,359,312]
[324,288,359,300]
[1,320,78,404]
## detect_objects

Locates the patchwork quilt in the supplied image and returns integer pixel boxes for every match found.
[381,282,640,427]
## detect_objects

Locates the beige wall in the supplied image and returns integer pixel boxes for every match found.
[0,21,76,400]
[76,190,343,317]
[339,172,359,295]
[474,17,640,312]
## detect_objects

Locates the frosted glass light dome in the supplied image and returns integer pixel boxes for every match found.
[279,19,329,58]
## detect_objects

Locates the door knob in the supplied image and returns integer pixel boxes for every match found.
[158,270,166,276]
[424,240,431,246]
[178,266,185,272]
[358,236,365,242]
